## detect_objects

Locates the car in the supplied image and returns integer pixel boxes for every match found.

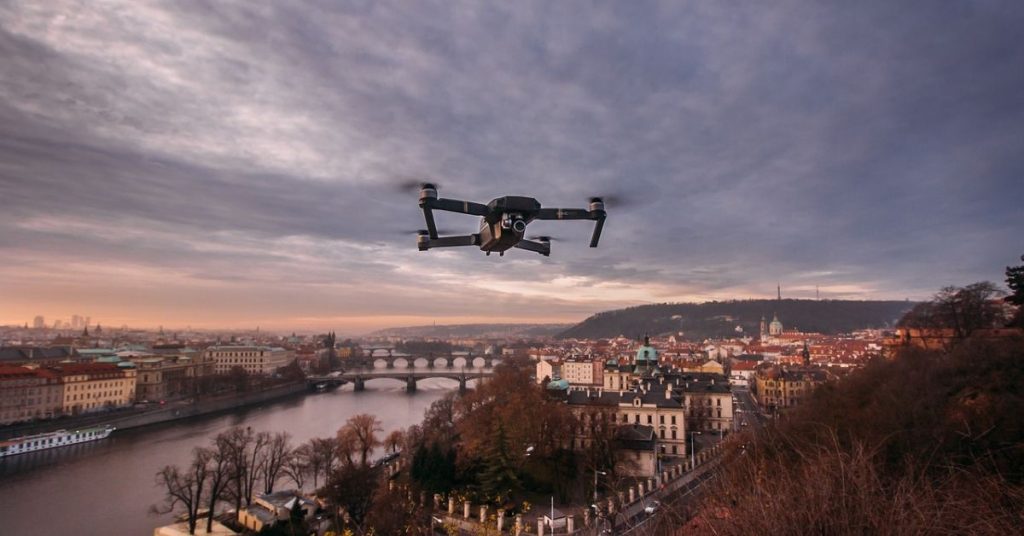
[643,500,660,515]
[741,420,749,427]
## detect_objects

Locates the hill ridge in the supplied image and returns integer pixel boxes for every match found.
[558,299,914,340]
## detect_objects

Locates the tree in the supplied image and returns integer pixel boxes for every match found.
[899,282,1008,340]
[284,443,312,491]
[153,448,211,535]
[261,432,292,494]
[479,421,521,504]
[384,429,405,454]
[323,463,378,530]
[342,413,383,466]
[244,431,272,504]
[1007,254,1024,327]
[227,366,251,392]
[308,437,340,490]
[204,439,234,534]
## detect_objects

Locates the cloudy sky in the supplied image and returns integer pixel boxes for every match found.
[1,1,1022,333]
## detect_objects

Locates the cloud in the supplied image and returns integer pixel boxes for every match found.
[1,0,1022,332]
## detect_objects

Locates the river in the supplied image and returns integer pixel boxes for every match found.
[0,375,467,536]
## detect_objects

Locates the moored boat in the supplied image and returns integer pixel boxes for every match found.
[0,425,115,458]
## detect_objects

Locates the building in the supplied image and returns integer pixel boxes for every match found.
[0,366,63,425]
[728,360,757,387]
[535,359,560,384]
[560,358,603,387]
[206,345,292,376]
[0,346,78,367]
[754,366,829,412]
[237,490,317,533]
[565,380,689,458]
[603,336,659,392]
[134,355,212,402]
[51,362,137,415]
[614,424,658,477]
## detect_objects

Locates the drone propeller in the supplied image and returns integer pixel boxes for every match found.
[590,191,638,208]
[394,178,441,194]
[529,235,560,242]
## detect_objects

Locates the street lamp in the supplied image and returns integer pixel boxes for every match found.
[689,431,702,467]
[593,470,607,505]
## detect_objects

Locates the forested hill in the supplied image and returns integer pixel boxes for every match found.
[558,299,914,340]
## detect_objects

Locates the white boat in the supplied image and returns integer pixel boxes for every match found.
[0,425,115,458]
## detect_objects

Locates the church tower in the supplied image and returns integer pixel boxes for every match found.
[759,315,768,341]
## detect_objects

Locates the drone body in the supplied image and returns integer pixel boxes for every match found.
[414,184,606,256]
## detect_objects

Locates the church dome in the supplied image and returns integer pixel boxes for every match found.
[635,335,658,363]
[769,313,783,336]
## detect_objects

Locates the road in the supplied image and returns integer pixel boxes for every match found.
[732,387,768,430]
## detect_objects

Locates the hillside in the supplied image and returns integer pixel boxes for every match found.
[369,323,572,339]
[558,299,914,340]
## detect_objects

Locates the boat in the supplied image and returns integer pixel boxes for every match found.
[0,425,116,458]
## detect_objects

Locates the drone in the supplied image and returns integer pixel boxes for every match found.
[412,183,607,256]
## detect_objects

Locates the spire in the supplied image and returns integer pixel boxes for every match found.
[802,341,811,367]
[777,283,781,300]
[643,333,650,346]
[82,325,89,337]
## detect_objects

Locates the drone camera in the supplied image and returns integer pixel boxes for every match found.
[512,218,527,234]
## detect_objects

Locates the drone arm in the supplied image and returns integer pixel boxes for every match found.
[425,197,489,216]
[418,234,480,251]
[536,208,594,220]
[589,213,606,248]
[514,238,551,256]
[421,206,439,238]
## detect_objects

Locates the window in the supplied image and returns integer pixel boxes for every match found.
[660,429,665,439]
[659,415,664,424]
[671,415,676,425]
[647,415,652,424]
[671,430,677,439]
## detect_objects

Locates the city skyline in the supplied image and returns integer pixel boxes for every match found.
[2,1,1022,332]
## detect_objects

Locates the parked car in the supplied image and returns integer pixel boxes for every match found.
[644,500,660,515]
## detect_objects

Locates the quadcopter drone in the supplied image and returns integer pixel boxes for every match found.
[412,183,607,256]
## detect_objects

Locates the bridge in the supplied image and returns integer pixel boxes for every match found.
[340,369,492,392]
[344,354,502,370]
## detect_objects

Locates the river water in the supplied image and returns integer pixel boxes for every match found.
[0,374,466,536]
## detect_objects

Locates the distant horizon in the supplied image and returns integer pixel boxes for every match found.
[0,294,924,336]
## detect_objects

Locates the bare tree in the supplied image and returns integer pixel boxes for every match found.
[219,427,251,514]
[153,448,211,535]
[335,427,357,468]
[284,443,311,491]
[343,413,383,466]
[309,437,340,489]
[261,431,292,494]
[384,429,404,454]
[243,431,271,504]
[203,441,233,534]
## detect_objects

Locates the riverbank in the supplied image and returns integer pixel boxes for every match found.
[0,381,309,440]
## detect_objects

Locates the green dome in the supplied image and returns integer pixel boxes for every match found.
[546,378,570,390]
[635,336,658,363]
